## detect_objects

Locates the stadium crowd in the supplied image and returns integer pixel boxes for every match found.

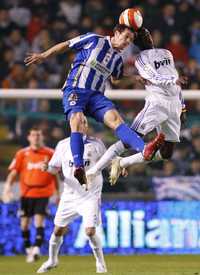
[0,0,200,192]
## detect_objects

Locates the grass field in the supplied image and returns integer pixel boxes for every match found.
[0,255,200,275]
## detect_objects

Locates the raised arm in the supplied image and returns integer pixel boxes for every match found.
[24,41,69,66]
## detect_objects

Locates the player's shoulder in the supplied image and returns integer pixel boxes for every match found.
[16,146,30,156]
[86,136,105,147]
[158,48,173,57]
[83,32,104,41]
[56,137,70,148]
[42,146,55,154]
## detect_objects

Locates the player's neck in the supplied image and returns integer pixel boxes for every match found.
[30,144,42,150]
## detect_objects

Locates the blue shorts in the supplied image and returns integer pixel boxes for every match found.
[62,87,115,122]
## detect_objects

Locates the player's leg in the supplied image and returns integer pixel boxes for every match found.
[88,92,164,160]
[86,227,107,273]
[86,140,126,180]
[37,226,66,273]
[109,103,168,184]
[70,112,88,185]
[78,198,107,273]
[62,88,90,185]
[32,198,49,261]
[20,197,32,263]
[37,196,78,273]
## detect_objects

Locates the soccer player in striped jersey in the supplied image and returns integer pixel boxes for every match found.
[86,27,188,185]
[24,25,164,186]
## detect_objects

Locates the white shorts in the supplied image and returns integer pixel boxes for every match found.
[54,194,101,228]
[131,95,182,142]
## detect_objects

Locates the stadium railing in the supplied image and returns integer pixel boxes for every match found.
[0,89,200,99]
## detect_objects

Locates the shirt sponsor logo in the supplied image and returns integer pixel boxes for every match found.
[69,160,90,167]
[90,60,111,75]
[27,162,43,170]
[154,58,171,69]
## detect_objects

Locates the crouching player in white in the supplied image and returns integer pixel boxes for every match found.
[87,27,188,185]
[37,120,107,274]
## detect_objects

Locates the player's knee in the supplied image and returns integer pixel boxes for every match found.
[85,227,96,237]
[54,226,67,237]
[104,109,124,130]
[70,112,85,132]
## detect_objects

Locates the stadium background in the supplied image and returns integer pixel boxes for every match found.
[0,0,200,258]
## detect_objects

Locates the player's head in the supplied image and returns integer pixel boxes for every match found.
[112,24,135,51]
[134,27,154,50]
[27,127,44,149]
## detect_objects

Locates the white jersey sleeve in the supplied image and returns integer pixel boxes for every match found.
[135,51,177,86]
[94,139,107,159]
[48,142,62,169]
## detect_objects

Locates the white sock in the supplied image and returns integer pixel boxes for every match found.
[92,141,126,173]
[88,233,105,265]
[49,233,63,263]
[120,150,163,168]
[120,152,144,168]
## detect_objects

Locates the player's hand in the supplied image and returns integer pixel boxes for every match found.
[134,75,147,85]
[40,156,49,171]
[180,110,187,128]
[176,76,188,87]
[24,52,45,66]
[121,168,128,177]
[2,186,14,203]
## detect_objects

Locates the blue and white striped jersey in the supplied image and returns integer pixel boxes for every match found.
[63,33,124,93]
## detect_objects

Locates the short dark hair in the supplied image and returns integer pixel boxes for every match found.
[113,24,135,34]
[27,126,42,135]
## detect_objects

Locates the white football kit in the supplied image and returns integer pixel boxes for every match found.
[131,48,183,142]
[48,136,106,228]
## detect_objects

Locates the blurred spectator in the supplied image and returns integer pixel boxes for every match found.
[161,160,178,177]
[5,29,29,62]
[166,32,189,65]
[186,158,200,175]
[158,4,177,43]
[0,8,17,40]
[59,0,81,26]
[9,4,31,28]
[189,20,200,64]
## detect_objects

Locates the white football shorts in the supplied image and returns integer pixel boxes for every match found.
[131,94,182,142]
[54,194,101,228]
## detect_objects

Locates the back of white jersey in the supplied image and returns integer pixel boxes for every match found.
[135,48,181,98]
[49,136,106,199]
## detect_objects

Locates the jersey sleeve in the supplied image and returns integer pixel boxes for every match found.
[95,140,107,160]
[48,143,62,169]
[8,150,23,172]
[111,56,124,79]
[68,33,98,50]
[135,54,178,86]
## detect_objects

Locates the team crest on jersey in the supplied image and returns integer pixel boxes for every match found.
[68,93,78,106]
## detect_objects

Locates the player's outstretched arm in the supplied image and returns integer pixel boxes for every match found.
[2,170,18,203]
[24,41,70,66]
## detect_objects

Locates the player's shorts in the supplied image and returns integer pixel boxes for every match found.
[62,86,115,122]
[19,197,49,217]
[131,94,182,142]
[54,195,101,228]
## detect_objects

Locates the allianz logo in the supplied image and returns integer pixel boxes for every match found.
[154,58,170,69]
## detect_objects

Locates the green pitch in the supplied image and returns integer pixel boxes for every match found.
[0,255,200,275]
